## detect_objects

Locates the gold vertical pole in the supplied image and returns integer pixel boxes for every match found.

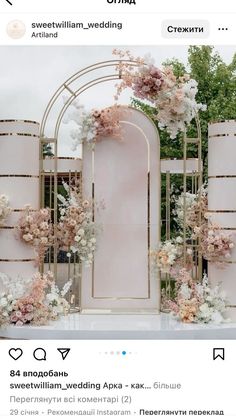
[196,115,203,281]
[39,138,45,274]
[53,141,58,282]
[183,115,202,281]
[166,171,171,241]
[166,171,171,299]
[49,169,52,272]
[183,133,187,266]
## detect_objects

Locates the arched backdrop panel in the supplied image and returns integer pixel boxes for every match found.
[82,108,160,313]
[40,60,161,313]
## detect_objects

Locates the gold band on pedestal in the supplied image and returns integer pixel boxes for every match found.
[0,226,14,229]
[0,133,39,138]
[0,175,39,178]
[208,133,236,139]
[223,261,236,264]
[0,259,35,262]
[13,209,37,212]
[0,119,39,124]
[209,119,236,124]
[44,157,82,160]
[217,227,236,230]
[209,175,236,179]
[207,210,236,213]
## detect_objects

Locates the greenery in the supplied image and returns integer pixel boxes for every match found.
[133,46,236,172]
[43,143,54,157]
[132,46,236,239]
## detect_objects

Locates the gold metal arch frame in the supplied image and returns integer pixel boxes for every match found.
[40,59,202,311]
[183,114,203,278]
[162,114,202,307]
[40,59,144,310]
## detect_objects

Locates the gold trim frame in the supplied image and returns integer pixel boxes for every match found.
[90,119,152,301]
[182,114,202,280]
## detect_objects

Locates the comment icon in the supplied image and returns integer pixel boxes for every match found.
[33,348,47,361]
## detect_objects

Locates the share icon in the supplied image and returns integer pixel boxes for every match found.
[57,348,71,360]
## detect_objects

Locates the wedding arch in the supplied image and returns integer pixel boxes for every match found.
[39,58,202,313]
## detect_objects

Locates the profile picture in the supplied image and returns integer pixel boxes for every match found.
[6,20,26,39]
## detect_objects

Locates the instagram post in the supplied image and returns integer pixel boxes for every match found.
[0,1,236,417]
[0,45,235,339]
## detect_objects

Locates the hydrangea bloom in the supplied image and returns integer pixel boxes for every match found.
[168,270,228,324]
[113,49,206,139]
[0,194,12,226]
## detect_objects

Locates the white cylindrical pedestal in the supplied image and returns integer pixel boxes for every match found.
[0,120,40,281]
[43,157,82,173]
[208,120,236,321]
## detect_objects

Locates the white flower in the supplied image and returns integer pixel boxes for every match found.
[46,293,58,303]
[210,311,224,324]
[199,303,212,317]
[179,284,191,300]
[176,236,183,244]
[22,233,33,242]
[0,297,8,308]
[0,194,12,225]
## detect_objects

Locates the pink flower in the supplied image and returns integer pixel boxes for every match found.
[40,209,49,216]
[18,207,53,265]
[82,200,90,208]
[10,314,20,323]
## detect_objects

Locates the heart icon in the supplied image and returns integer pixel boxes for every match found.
[9,348,23,361]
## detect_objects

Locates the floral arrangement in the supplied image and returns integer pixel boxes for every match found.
[173,188,208,232]
[0,293,15,327]
[0,271,71,327]
[45,280,72,316]
[172,186,234,264]
[17,206,54,265]
[199,223,234,264]
[167,269,228,324]
[113,49,206,139]
[0,194,12,226]
[151,236,193,275]
[57,182,100,266]
[63,100,127,151]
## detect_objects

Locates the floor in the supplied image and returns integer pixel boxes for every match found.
[1,313,236,339]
